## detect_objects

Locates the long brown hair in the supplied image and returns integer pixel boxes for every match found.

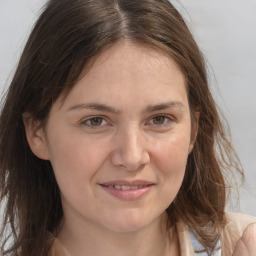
[0,0,242,255]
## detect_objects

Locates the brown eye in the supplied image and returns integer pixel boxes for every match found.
[152,116,166,124]
[146,115,173,128]
[89,117,103,126]
[82,116,108,128]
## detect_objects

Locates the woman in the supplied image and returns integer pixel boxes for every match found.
[0,0,255,255]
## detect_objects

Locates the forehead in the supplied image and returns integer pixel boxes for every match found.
[82,41,184,84]
[58,41,187,110]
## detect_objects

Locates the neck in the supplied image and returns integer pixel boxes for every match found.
[57,212,179,256]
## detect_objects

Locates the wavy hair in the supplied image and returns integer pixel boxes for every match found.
[0,0,242,255]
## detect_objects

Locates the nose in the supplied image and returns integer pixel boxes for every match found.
[110,127,150,171]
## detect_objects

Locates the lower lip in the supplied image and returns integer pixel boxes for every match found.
[100,185,154,200]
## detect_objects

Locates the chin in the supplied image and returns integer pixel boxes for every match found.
[104,214,157,233]
[109,222,146,233]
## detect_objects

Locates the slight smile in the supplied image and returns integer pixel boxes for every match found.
[99,180,155,200]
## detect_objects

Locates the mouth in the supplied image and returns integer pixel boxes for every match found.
[99,181,154,200]
[101,184,151,190]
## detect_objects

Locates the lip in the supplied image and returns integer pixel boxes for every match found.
[99,180,155,200]
[101,180,153,186]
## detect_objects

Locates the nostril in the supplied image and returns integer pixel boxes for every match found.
[109,131,150,170]
[110,151,150,171]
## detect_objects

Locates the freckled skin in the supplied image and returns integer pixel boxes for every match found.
[26,42,195,256]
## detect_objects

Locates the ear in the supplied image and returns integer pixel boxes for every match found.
[188,110,200,154]
[23,113,50,160]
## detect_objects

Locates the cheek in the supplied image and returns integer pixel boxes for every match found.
[46,134,109,192]
[154,131,191,169]
[152,132,190,193]
[47,137,110,211]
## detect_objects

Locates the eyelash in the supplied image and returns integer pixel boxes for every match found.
[80,116,108,129]
[146,114,174,127]
[80,114,174,129]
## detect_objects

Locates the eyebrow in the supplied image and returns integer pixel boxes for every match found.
[144,101,185,113]
[67,103,120,114]
[67,101,185,114]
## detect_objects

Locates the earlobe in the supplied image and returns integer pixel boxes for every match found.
[188,141,195,154]
[23,113,50,160]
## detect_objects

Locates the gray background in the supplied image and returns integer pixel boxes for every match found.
[0,0,255,216]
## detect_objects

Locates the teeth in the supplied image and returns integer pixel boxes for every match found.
[106,185,145,190]
[121,185,130,190]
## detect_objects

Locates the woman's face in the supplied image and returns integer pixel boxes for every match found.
[29,42,195,233]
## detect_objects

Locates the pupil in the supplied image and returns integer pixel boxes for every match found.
[154,116,165,124]
[91,117,102,126]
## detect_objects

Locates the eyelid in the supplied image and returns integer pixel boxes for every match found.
[79,114,175,129]
[146,114,175,127]
[80,115,110,129]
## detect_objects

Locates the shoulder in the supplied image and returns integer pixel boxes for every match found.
[233,223,256,256]
[223,212,256,240]
[48,237,71,256]
[221,212,256,256]
[242,222,256,239]
[225,212,256,228]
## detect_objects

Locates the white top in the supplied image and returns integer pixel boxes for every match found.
[189,230,221,256]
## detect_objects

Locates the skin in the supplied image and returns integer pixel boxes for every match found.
[233,223,256,256]
[24,41,197,256]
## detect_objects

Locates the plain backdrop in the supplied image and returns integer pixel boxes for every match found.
[0,0,255,216]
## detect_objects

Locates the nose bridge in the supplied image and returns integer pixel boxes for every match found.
[123,126,142,159]
[110,123,150,170]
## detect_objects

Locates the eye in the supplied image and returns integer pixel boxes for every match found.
[147,115,173,127]
[152,116,167,125]
[81,116,108,128]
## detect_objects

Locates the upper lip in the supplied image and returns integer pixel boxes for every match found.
[99,180,154,186]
